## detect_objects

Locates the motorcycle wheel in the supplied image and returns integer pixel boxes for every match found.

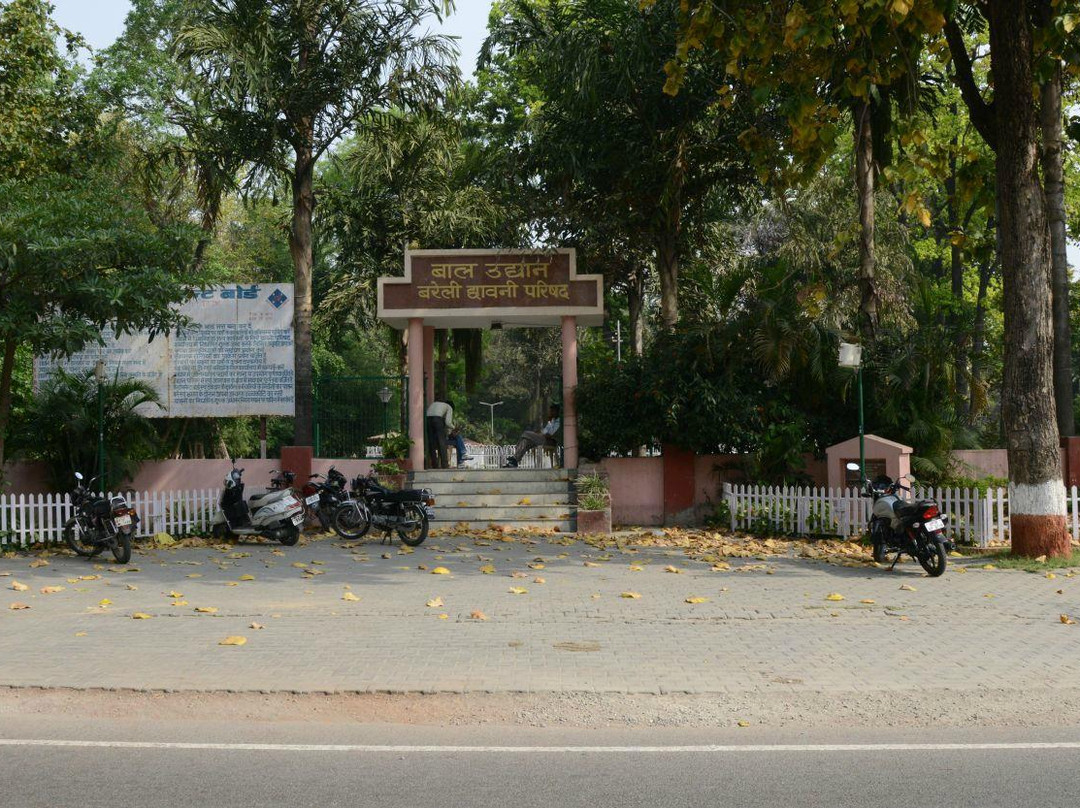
[918,539,947,577]
[64,517,96,557]
[870,521,889,563]
[397,503,429,547]
[279,526,301,546]
[112,531,132,564]
[316,507,330,532]
[333,502,370,540]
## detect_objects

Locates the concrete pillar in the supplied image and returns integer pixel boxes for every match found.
[423,325,435,406]
[561,315,578,469]
[407,318,425,470]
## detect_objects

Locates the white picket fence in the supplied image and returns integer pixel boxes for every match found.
[459,444,561,469]
[721,482,1033,548]
[0,489,220,548]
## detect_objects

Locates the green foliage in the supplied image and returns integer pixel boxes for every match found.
[380,432,413,461]
[575,472,610,511]
[13,369,163,491]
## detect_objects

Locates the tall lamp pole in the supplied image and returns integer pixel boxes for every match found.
[94,359,106,488]
[838,342,864,485]
[479,400,503,441]
[377,386,392,439]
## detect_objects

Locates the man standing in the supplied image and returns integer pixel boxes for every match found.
[426,399,472,469]
[504,404,560,468]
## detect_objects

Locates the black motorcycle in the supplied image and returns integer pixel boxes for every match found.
[856,464,953,577]
[63,472,139,563]
[331,471,434,546]
[301,466,349,531]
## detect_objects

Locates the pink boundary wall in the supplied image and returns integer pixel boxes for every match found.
[2,459,378,495]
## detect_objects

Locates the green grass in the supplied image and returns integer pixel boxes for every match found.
[972,548,1080,572]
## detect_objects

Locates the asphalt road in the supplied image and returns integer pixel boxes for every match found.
[3,715,1080,808]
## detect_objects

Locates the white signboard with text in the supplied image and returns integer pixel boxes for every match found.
[35,284,295,417]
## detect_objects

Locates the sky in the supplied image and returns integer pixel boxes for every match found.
[50,0,497,76]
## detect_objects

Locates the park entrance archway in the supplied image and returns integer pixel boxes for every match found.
[377,249,604,470]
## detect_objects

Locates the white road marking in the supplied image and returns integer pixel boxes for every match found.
[1,740,1080,754]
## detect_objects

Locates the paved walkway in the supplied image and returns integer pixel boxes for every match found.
[3,532,1079,694]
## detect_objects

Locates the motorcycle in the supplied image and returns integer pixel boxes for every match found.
[64,472,139,563]
[300,466,349,531]
[852,463,953,577]
[210,464,304,545]
[331,471,435,546]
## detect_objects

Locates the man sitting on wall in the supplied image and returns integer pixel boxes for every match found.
[504,404,560,468]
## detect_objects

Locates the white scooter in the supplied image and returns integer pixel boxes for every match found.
[210,464,304,545]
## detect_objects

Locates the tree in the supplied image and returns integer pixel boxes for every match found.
[0,0,195,469]
[13,369,163,491]
[481,0,762,329]
[647,0,947,337]
[944,2,1073,555]
[172,0,458,446]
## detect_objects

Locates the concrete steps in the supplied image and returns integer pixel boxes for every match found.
[408,468,577,533]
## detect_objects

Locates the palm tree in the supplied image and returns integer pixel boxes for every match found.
[13,369,162,491]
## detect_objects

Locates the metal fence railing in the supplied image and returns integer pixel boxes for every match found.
[314,375,407,459]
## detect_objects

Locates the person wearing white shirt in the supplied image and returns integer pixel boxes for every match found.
[425,400,471,468]
[505,404,560,467]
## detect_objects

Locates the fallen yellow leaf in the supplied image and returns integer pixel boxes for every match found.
[529,563,545,570]
[664,565,682,574]
[583,561,601,567]
[629,565,644,572]
[1046,572,1057,580]
[1036,555,1048,563]
[250,622,265,630]
[899,584,917,591]
[219,636,247,646]
[238,574,255,581]
[342,592,360,602]
[431,567,451,575]
[438,613,449,620]
[74,631,87,636]
[533,577,546,584]
[685,596,709,604]
[29,559,49,568]
[10,581,28,592]
[98,599,111,607]
[470,610,488,620]
[224,582,238,587]
[479,564,496,574]
[737,721,750,728]
[1061,614,1076,625]
[194,606,218,614]
[132,612,153,620]
[186,573,202,578]
[426,597,445,608]
[171,600,188,606]
[508,587,528,595]
[825,593,845,601]
[860,599,876,604]
[9,602,30,610]
[982,564,997,570]
[621,591,641,599]
[167,591,184,598]
[40,585,65,594]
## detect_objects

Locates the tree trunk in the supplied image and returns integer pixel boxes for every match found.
[854,100,878,338]
[989,0,1068,556]
[288,143,316,446]
[0,339,17,470]
[969,260,992,420]
[1040,61,1074,437]
[628,268,645,357]
[656,232,679,330]
[947,139,969,410]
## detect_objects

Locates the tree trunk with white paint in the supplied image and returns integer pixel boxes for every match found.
[989,0,1068,557]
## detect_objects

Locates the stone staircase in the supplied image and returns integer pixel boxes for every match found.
[407,468,577,532]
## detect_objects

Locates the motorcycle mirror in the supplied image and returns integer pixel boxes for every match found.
[845,462,860,472]
[75,472,84,481]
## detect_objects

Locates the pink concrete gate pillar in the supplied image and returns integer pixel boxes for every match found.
[422,325,435,406]
[561,315,578,469]
[407,318,425,469]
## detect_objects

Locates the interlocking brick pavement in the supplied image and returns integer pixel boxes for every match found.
[2,533,1079,694]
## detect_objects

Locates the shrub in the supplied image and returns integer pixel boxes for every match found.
[576,472,610,511]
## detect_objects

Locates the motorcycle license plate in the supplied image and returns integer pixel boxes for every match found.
[114,514,132,527]
[423,506,435,520]
[291,512,305,526]
[924,518,945,532]
[304,494,320,505]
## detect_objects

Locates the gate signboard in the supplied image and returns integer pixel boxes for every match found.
[35,284,295,418]
[378,249,603,328]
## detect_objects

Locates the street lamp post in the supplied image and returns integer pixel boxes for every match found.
[838,342,864,485]
[377,385,392,439]
[479,400,503,442]
[94,359,106,488]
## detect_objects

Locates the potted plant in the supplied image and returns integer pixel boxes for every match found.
[575,472,612,535]
[375,433,412,491]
